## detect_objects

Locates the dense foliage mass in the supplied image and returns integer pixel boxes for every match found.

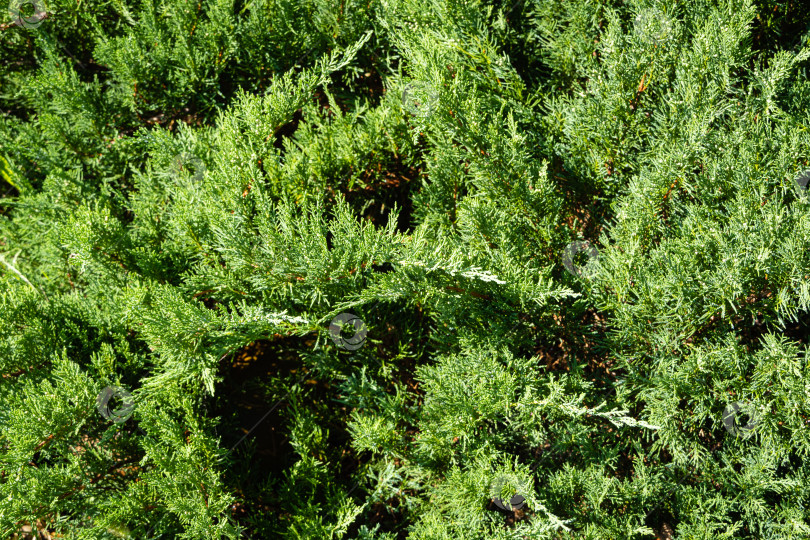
[2,0,810,537]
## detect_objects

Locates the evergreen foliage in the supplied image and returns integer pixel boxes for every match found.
[2,0,810,537]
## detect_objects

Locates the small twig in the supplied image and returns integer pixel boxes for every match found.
[0,251,48,300]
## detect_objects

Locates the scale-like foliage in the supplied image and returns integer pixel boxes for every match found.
[2,0,810,537]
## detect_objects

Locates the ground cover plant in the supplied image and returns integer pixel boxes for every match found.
[2,0,810,537]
